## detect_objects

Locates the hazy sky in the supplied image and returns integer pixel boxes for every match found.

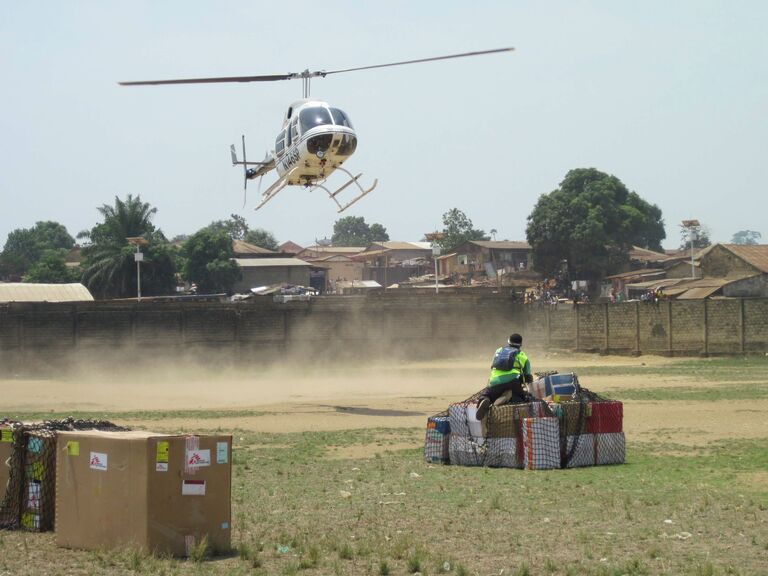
[2,2,766,250]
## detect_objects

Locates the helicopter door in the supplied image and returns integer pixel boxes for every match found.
[275,129,287,157]
[290,117,299,146]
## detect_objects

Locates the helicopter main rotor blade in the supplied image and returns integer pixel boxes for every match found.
[322,47,514,76]
[118,47,514,87]
[119,74,294,86]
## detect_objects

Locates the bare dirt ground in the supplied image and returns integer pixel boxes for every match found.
[2,352,765,447]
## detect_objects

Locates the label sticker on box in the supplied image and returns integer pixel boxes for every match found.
[1,430,12,442]
[89,452,108,471]
[66,441,80,456]
[156,463,168,472]
[182,479,206,496]
[186,449,211,468]
[156,441,169,464]
[216,442,228,464]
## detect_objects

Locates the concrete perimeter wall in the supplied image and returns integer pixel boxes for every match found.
[1,295,766,372]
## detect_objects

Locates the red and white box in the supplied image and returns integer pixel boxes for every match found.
[586,401,623,434]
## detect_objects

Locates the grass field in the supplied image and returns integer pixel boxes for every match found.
[1,355,767,575]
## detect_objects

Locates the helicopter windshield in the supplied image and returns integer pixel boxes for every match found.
[330,108,353,129]
[299,107,333,134]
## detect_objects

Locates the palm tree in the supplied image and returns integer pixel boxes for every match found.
[80,195,174,298]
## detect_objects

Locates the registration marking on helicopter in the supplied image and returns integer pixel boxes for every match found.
[280,148,300,171]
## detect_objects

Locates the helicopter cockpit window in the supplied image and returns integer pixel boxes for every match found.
[330,108,354,129]
[275,130,286,156]
[299,107,333,134]
[290,117,299,143]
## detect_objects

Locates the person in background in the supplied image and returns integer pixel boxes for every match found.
[475,333,533,420]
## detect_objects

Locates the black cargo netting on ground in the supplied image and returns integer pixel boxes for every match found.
[424,373,625,469]
[0,418,130,532]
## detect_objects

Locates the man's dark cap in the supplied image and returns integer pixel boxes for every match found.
[508,333,523,346]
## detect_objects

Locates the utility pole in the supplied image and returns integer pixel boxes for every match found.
[126,237,149,301]
[681,219,700,279]
[424,232,445,294]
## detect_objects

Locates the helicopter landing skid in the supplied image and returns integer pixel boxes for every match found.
[312,167,378,213]
[253,177,290,211]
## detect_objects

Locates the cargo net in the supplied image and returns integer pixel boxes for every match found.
[424,373,624,469]
[0,418,130,532]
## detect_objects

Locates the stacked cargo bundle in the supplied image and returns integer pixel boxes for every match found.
[423,372,624,470]
[0,418,130,532]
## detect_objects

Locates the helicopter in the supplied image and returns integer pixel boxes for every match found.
[119,47,514,213]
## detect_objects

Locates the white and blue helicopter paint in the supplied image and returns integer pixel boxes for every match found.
[120,47,513,213]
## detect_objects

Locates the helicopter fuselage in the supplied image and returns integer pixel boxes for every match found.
[273,99,358,187]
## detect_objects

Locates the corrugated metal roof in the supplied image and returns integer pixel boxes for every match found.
[310,254,355,262]
[470,241,531,250]
[721,244,768,273]
[233,258,312,268]
[232,240,275,254]
[369,241,431,251]
[336,280,382,289]
[629,246,669,262]
[0,283,94,302]
[657,274,759,298]
[676,286,723,299]
[626,278,685,291]
[300,246,365,253]
[606,268,666,280]
[278,241,304,253]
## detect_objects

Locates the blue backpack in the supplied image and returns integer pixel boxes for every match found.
[491,347,519,371]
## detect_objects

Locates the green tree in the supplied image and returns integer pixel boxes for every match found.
[24,249,81,283]
[526,168,666,280]
[679,223,711,250]
[181,229,241,294]
[206,214,250,240]
[331,216,389,246]
[730,230,761,245]
[80,195,177,298]
[438,208,489,251]
[368,223,389,243]
[243,228,279,251]
[1,221,75,277]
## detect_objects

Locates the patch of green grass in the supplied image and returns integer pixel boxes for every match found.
[577,356,768,380]
[610,382,767,401]
[188,535,209,563]
[3,408,265,422]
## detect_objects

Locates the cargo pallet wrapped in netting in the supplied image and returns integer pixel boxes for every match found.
[0,418,130,532]
[423,373,624,469]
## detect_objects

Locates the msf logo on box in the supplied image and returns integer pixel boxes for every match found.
[89,452,108,471]
[186,449,211,468]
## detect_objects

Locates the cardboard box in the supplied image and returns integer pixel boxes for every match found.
[529,373,577,399]
[56,431,232,556]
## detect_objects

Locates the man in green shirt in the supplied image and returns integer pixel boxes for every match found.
[476,333,533,420]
